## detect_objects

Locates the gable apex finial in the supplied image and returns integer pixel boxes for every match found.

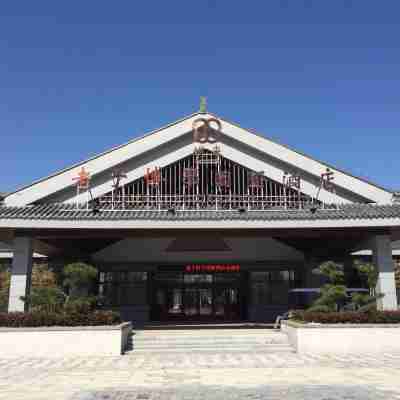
[199,96,207,113]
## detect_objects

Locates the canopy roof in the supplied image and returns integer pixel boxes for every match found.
[1,203,400,232]
[1,203,400,222]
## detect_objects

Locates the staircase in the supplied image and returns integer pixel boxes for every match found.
[131,328,294,354]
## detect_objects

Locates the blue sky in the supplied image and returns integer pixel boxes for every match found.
[1,1,399,193]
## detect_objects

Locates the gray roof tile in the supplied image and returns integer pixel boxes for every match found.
[0,203,400,222]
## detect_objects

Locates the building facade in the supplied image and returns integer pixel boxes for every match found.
[0,111,399,322]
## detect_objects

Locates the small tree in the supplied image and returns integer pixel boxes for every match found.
[63,262,98,299]
[308,261,347,312]
[350,259,383,311]
[22,287,66,313]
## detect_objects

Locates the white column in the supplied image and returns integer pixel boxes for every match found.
[372,235,398,310]
[8,237,33,312]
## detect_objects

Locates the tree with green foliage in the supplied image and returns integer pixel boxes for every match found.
[22,262,99,313]
[1,261,100,314]
[63,262,98,299]
[350,259,383,311]
[308,261,347,312]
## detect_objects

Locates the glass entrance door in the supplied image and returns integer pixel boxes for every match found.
[183,288,212,318]
[151,270,243,322]
[214,287,240,320]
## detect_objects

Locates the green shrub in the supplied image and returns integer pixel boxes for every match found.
[64,296,98,314]
[22,287,66,313]
[0,310,121,327]
[291,310,400,324]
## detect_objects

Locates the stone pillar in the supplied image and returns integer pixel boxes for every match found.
[8,237,33,312]
[371,235,398,310]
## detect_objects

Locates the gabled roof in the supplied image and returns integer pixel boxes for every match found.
[4,111,393,207]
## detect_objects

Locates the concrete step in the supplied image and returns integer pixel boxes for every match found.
[133,340,292,346]
[133,336,287,344]
[131,347,295,354]
[131,329,293,353]
[133,339,289,346]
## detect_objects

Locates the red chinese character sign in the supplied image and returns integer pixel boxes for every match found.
[185,264,240,273]
[112,170,127,190]
[249,172,264,189]
[144,167,161,185]
[73,167,90,190]
[283,172,301,190]
[320,168,335,192]
[216,171,231,189]
[183,168,199,187]
[313,168,336,207]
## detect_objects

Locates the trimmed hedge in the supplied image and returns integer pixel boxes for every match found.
[291,310,400,324]
[0,311,121,328]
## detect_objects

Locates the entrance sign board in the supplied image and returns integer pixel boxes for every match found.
[185,264,240,273]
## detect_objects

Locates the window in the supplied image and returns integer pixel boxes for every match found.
[98,270,147,306]
[184,274,213,283]
[250,269,298,306]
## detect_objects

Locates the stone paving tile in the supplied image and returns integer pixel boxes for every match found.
[0,353,400,400]
[70,385,400,400]
[1,352,400,372]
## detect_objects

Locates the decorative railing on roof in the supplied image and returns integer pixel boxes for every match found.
[70,117,340,213]
[86,193,324,212]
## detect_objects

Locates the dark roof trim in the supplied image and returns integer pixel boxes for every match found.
[1,203,400,222]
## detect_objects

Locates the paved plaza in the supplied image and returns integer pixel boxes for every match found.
[0,351,400,399]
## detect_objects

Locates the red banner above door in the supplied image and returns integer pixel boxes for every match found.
[185,264,240,273]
